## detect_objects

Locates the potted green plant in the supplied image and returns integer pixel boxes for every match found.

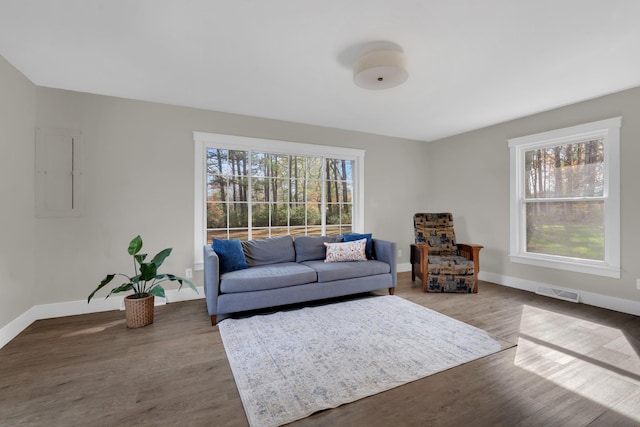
[88,235,197,328]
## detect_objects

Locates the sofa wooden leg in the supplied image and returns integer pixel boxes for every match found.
[210,315,217,326]
[389,287,395,295]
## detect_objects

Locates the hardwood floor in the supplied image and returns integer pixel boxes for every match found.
[1,272,639,426]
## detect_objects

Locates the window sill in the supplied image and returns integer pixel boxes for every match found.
[509,253,620,278]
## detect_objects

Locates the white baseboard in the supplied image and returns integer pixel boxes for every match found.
[0,287,205,350]
[397,262,411,273]
[480,271,640,316]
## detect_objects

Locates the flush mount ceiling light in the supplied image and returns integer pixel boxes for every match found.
[353,50,408,90]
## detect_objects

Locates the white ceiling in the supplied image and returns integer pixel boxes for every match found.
[1,1,639,142]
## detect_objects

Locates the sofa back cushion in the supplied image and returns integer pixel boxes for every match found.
[294,235,342,262]
[241,235,295,267]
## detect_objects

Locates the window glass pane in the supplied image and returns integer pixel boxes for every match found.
[340,203,353,225]
[289,227,307,237]
[526,201,604,260]
[228,177,248,202]
[306,157,322,180]
[207,178,226,202]
[289,203,306,226]
[251,178,267,202]
[206,149,228,175]
[228,229,248,240]
[524,139,604,199]
[207,202,227,228]
[326,158,353,181]
[252,228,270,240]
[252,203,269,227]
[306,227,323,236]
[290,155,305,180]
[251,152,269,177]
[326,204,341,225]
[273,179,289,202]
[207,229,228,243]
[325,181,343,203]
[325,226,342,236]
[290,179,305,203]
[228,203,248,228]
[306,180,322,203]
[271,203,288,227]
[306,203,321,226]
[228,150,249,176]
[270,154,289,177]
[269,227,290,238]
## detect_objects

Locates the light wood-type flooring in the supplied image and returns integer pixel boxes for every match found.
[1,272,639,426]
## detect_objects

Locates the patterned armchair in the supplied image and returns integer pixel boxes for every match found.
[410,213,483,293]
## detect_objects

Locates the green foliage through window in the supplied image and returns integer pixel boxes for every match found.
[206,148,354,240]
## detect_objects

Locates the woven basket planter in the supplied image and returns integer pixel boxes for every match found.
[124,294,154,328]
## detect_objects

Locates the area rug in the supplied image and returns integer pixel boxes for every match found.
[219,295,507,427]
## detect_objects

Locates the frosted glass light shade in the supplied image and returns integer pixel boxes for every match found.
[353,50,408,90]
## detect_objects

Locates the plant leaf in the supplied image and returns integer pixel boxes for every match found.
[149,285,165,298]
[134,253,147,264]
[139,263,158,281]
[166,274,198,293]
[128,235,143,256]
[150,248,172,269]
[87,274,115,303]
[107,283,134,297]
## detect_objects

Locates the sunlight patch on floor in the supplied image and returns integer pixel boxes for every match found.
[514,305,640,422]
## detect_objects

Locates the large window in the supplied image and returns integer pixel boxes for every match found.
[508,117,621,278]
[193,132,364,268]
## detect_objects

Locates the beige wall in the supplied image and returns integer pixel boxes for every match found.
[426,86,640,302]
[32,87,426,306]
[4,54,639,333]
[0,56,37,327]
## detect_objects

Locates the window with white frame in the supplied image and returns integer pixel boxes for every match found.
[508,117,621,278]
[193,132,365,268]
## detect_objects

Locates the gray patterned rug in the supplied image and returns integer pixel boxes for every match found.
[219,295,507,427]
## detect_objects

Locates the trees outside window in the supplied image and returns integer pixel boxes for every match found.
[508,117,621,278]
[193,133,364,268]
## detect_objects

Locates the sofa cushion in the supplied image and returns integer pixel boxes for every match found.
[242,235,295,267]
[302,260,390,283]
[212,239,248,274]
[294,235,342,262]
[342,233,374,259]
[324,239,367,263]
[220,262,317,293]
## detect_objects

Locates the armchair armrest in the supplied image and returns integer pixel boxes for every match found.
[457,243,483,281]
[373,239,397,286]
[203,245,221,324]
[457,243,483,260]
[410,243,429,291]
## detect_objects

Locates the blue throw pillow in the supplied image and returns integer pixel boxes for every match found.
[343,233,373,259]
[212,239,248,274]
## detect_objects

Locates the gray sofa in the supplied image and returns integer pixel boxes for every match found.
[204,235,397,324]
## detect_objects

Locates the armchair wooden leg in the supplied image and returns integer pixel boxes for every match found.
[389,287,395,295]
[210,315,217,326]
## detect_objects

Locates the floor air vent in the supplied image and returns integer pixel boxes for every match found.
[535,286,580,303]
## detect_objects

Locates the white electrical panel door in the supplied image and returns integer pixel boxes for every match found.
[35,127,83,217]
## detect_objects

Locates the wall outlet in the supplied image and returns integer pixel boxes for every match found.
[186,268,193,279]
[397,249,402,257]
[637,278,640,290]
